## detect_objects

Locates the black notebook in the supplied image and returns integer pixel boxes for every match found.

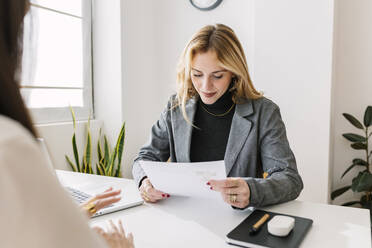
[226,209,313,248]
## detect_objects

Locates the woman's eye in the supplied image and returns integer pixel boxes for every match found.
[213,75,223,79]
[193,74,202,77]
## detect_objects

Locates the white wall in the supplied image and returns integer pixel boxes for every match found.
[331,0,372,205]
[253,0,335,203]
[92,0,124,144]
[121,0,255,179]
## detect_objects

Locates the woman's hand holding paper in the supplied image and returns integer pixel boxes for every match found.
[139,178,170,203]
[208,178,251,209]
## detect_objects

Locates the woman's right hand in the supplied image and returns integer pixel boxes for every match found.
[81,187,121,218]
[139,178,169,203]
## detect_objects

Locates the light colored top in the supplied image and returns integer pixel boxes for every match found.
[0,115,106,248]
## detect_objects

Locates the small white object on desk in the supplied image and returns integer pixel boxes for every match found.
[268,215,295,237]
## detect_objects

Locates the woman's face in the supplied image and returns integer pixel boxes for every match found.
[190,50,233,105]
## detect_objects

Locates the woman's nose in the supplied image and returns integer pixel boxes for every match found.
[200,77,213,91]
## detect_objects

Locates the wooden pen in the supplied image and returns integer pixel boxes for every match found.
[249,213,270,235]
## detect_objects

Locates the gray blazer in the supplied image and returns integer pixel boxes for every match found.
[132,95,303,207]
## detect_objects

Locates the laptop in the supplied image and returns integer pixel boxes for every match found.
[37,138,144,217]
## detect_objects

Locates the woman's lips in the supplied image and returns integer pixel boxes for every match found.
[202,92,216,98]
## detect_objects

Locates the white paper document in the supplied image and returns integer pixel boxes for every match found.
[139,160,227,199]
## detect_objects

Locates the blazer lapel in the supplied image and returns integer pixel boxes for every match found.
[173,97,197,162]
[224,99,254,175]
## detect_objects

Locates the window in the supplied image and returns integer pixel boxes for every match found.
[21,0,93,124]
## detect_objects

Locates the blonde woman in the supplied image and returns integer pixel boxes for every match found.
[132,24,303,209]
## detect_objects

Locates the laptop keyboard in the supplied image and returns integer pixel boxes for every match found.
[65,187,92,204]
[65,186,114,213]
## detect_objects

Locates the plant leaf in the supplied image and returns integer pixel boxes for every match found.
[351,142,367,150]
[65,155,77,172]
[341,159,369,178]
[87,115,93,174]
[107,137,119,177]
[360,194,368,205]
[342,164,359,179]
[97,140,103,164]
[352,171,372,192]
[352,158,369,166]
[364,106,372,127]
[88,112,91,129]
[69,105,77,130]
[96,163,102,175]
[343,113,364,129]
[99,161,107,176]
[100,163,105,175]
[341,201,361,207]
[72,134,81,172]
[114,123,125,177]
[342,133,366,143]
[84,128,92,174]
[108,149,118,176]
[360,195,372,210]
[104,135,110,169]
[81,157,85,173]
[99,156,105,169]
[360,194,372,209]
[97,128,103,163]
[95,163,99,175]
[331,185,351,200]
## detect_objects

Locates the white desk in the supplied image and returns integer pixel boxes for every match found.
[56,170,371,248]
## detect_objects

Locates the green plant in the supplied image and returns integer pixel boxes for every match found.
[96,123,125,177]
[331,106,372,211]
[65,107,125,177]
[65,107,93,174]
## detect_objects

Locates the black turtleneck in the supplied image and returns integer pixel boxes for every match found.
[190,88,235,162]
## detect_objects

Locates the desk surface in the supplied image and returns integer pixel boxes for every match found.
[56,170,371,248]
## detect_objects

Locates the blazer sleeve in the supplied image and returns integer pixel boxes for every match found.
[132,102,171,187]
[244,103,303,207]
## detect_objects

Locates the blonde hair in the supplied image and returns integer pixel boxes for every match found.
[175,23,262,124]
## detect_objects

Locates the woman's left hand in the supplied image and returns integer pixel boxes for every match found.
[81,187,122,217]
[208,178,250,209]
[93,220,134,248]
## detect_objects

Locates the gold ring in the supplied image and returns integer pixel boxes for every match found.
[229,194,237,203]
[85,202,97,214]
[142,191,150,201]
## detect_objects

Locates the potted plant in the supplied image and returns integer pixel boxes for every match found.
[331,106,372,215]
[65,107,125,177]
